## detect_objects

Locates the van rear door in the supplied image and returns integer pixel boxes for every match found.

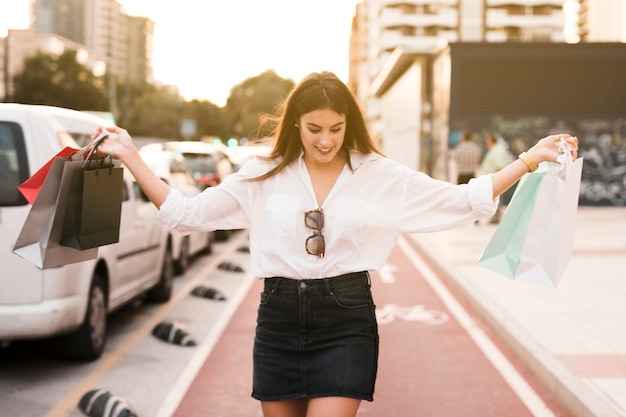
[0,118,46,303]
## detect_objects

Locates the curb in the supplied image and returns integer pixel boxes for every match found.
[405,234,622,417]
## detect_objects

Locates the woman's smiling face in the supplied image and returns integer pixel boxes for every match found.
[298,108,346,167]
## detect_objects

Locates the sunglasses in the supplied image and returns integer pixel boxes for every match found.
[305,208,325,258]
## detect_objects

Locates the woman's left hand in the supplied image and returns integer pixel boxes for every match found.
[525,134,579,166]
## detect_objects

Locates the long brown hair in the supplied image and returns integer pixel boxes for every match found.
[251,71,383,181]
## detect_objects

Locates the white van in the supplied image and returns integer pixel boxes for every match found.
[0,104,176,361]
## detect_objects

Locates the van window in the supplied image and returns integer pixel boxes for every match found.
[0,123,29,206]
[67,131,93,148]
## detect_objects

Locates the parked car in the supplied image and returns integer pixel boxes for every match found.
[0,104,174,361]
[139,149,214,274]
[225,141,271,169]
[140,141,236,189]
[140,141,239,241]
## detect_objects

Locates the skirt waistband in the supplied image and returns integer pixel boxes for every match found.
[264,271,370,294]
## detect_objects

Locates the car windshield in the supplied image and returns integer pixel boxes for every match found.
[183,153,217,173]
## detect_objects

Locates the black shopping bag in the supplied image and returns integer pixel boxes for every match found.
[60,157,123,250]
[12,157,98,269]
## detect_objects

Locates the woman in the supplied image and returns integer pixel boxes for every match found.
[94,71,578,417]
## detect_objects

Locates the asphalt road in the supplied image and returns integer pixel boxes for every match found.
[0,231,253,417]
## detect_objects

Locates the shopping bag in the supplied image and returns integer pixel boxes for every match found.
[12,156,98,268]
[60,156,123,250]
[478,149,583,287]
[17,146,78,204]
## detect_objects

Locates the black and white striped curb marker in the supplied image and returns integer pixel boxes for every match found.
[78,389,138,417]
[217,261,244,272]
[191,285,226,301]
[152,321,196,346]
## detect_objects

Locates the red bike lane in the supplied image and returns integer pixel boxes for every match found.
[172,240,572,417]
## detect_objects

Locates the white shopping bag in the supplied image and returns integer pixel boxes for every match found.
[479,142,583,287]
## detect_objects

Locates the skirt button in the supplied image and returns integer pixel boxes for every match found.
[299,281,307,289]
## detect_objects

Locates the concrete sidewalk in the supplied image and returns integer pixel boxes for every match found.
[408,206,626,417]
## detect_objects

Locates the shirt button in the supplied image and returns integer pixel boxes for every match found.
[299,281,307,289]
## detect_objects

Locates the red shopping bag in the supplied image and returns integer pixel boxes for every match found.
[18,146,78,204]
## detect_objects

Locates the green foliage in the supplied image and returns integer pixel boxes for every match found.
[118,83,180,138]
[180,99,229,141]
[11,50,108,111]
[225,70,294,140]
[9,50,295,140]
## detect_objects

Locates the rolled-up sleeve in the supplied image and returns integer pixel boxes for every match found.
[157,184,249,234]
[397,170,498,233]
[467,174,499,217]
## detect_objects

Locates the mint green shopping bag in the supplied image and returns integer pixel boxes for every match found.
[477,171,546,278]
[478,153,583,287]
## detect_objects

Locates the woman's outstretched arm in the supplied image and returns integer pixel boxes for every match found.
[491,134,578,198]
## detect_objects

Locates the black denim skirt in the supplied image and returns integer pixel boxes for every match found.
[252,271,379,402]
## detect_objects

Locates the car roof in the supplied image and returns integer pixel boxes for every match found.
[24,104,114,131]
[162,141,226,154]
[139,149,190,176]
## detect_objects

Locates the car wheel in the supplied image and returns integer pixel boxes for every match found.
[215,229,230,242]
[62,272,107,361]
[200,232,213,255]
[146,243,173,302]
[173,236,190,275]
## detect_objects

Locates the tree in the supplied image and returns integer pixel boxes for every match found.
[224,70,294,140]
[11,50,108,111]
[118,83,180,138]
[181,99,229,141]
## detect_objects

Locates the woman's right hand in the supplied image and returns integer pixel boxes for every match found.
[91,126,171,208]
[91,126,137,163]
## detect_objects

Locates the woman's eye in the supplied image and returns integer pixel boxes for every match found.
[308,128,321,134]
[331,128,342,133]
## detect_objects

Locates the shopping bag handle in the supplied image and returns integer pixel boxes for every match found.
[556,137,573,166]
[77,131,111,169]
[82,154,114,176]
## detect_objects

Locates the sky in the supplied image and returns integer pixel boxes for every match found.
[1,0,360,106]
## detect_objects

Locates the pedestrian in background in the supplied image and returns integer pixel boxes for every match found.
[93,71,578,417]
[452,130,482,184]
[479,132,511,223]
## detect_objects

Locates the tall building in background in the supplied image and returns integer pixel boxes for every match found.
[32,0,85,44]
[126,15,154,85]
[1,0,154,105]
[348,0,626,169]
[350,0,567,130]
[571,0,626,42]
[31,0,130,81]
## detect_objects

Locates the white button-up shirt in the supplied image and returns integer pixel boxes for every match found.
[157,151,497,279]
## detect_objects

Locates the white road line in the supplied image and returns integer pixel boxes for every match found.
[379,263,398,283]
[397,236,557,417]
[154,264,256,417]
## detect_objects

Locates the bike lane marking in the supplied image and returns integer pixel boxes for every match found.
[396,235,557,417]
[363,238,542,416]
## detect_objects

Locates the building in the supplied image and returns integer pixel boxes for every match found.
[1,28,105,100]
[371,42,626,206]
[1,0,154,103]
[567,0,626,42]
[349,0,626,206]
[31,0,131,81]
[126,15,154,86]
[350,0,568,162]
